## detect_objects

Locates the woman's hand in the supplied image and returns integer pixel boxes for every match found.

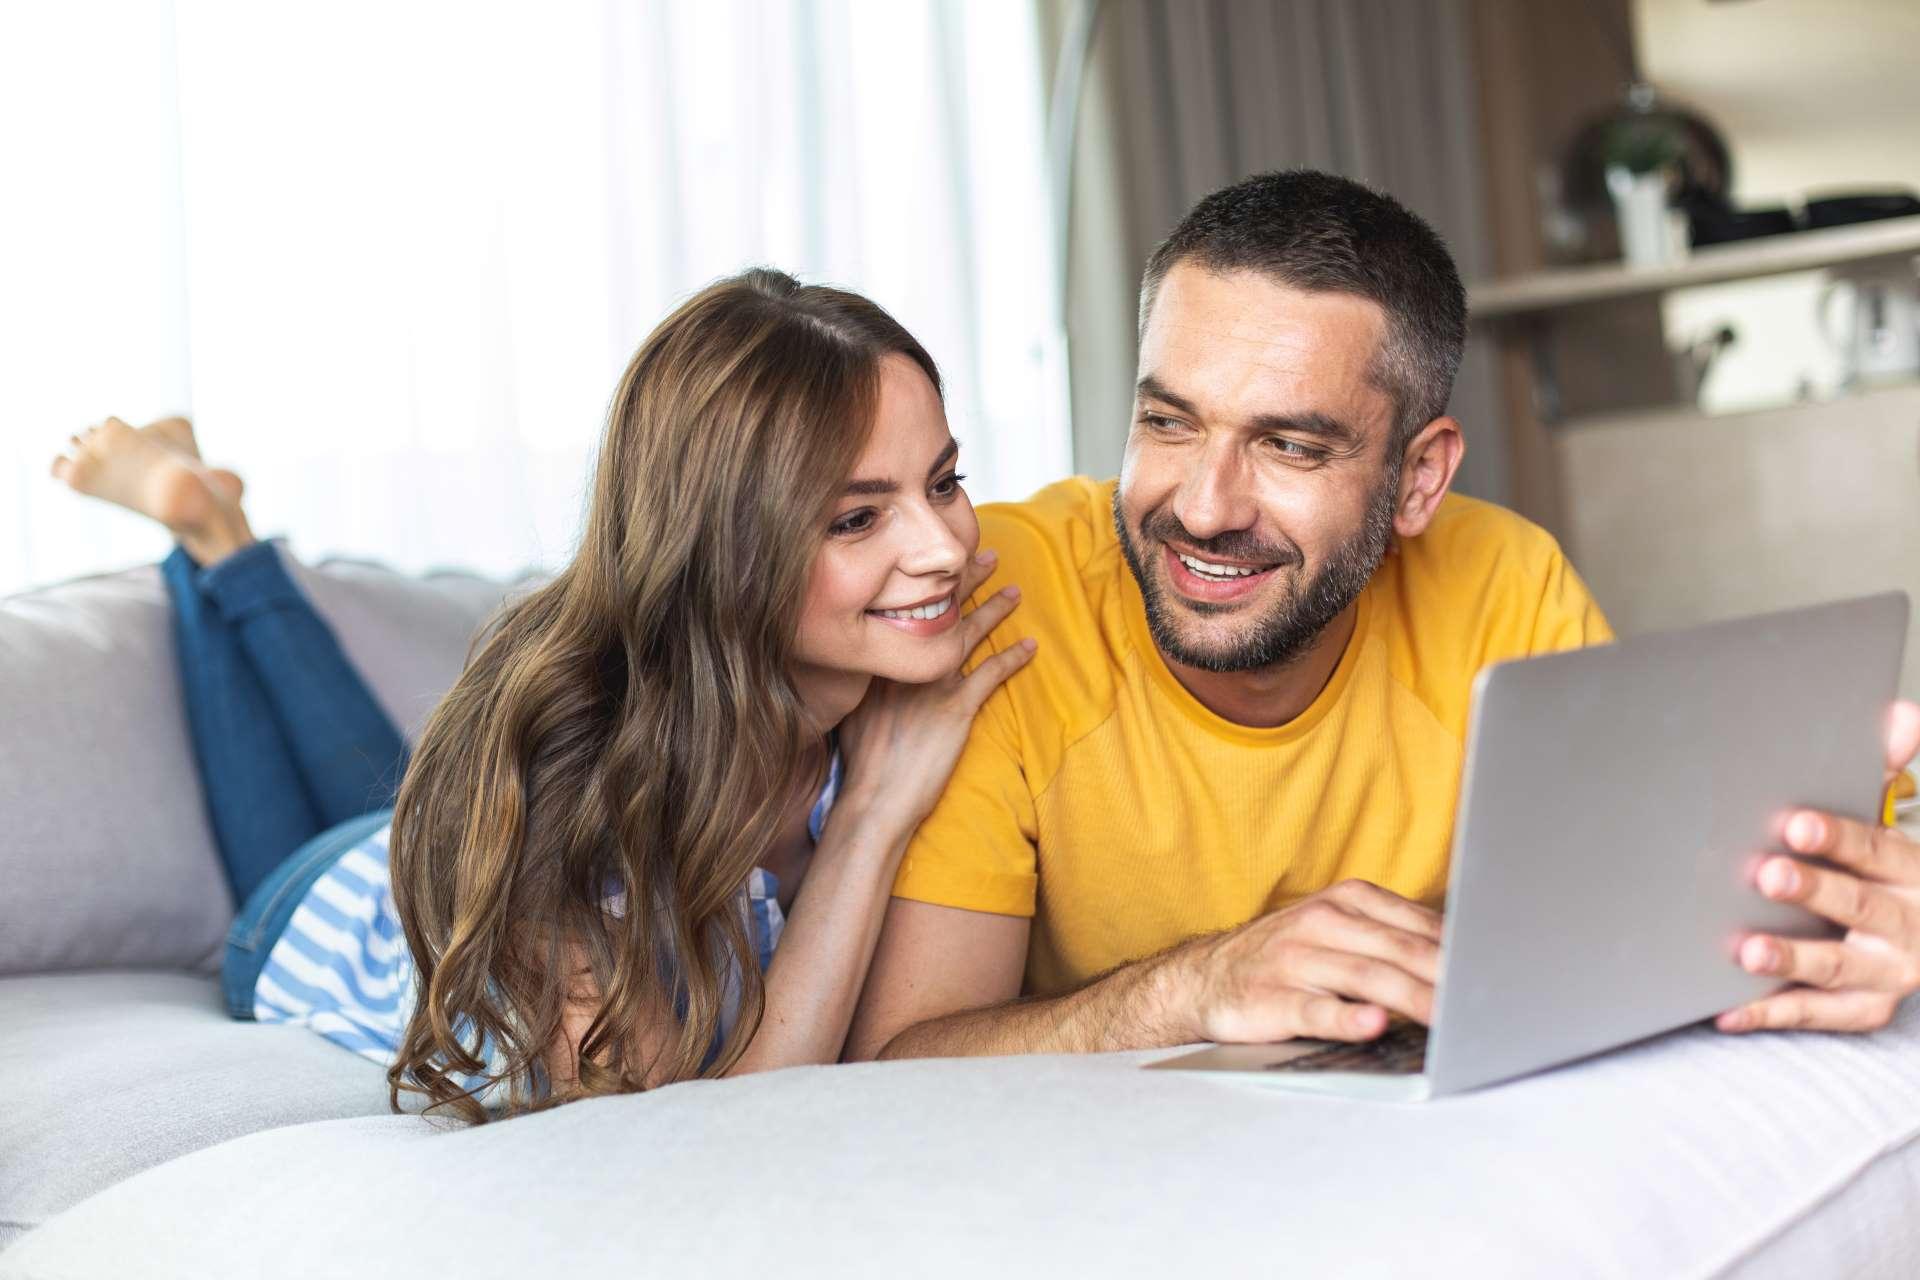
[834,549,1037,834]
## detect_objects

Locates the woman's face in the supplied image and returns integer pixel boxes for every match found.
[791,353,980,709]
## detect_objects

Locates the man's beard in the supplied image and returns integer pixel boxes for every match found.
[1113,462,1400,674]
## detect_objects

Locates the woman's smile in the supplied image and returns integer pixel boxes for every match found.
[867,589,960,636]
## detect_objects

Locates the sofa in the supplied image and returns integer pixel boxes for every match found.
[6,551,1920,1278]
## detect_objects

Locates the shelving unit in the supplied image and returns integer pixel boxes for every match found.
[1468,214,1920,320]
[1466,221,1920,700]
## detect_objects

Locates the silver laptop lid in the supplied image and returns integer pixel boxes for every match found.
[1424,592,1909,1096]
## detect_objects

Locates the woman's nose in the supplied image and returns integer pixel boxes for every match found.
[897,503,968,578]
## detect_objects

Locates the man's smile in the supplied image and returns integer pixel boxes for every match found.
[1160,543,1283,605]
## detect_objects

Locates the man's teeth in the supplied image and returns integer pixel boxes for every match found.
[1178,552,1262,580]
[874,596,953,621]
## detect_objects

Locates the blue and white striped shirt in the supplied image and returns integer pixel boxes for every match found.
[253,756,841,1077]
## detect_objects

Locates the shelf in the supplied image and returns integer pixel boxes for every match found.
[1551,374,1920,433]
[1468,214,1920,320]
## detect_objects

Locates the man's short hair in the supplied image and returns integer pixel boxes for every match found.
[1138,170,1467,452]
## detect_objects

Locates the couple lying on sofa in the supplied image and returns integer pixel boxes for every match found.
[53,171,1920,1122]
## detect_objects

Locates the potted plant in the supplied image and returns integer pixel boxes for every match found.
[1603,97,1688,266]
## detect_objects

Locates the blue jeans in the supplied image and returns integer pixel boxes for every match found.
[162,542,409,1019]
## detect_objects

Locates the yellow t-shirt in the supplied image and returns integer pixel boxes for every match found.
[892,477,1614,997]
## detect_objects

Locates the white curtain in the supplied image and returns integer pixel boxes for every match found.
[0,0,1068,595]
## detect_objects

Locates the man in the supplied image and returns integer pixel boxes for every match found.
[845,170,1920,1060]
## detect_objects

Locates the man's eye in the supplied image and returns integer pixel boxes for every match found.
[830,508,877,536]
[930,471,967,499]
[1270,437,1328,464]
[1140,412,1183,433]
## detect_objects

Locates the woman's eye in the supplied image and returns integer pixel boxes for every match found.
[830,508,877,536]
[930,471,967,499]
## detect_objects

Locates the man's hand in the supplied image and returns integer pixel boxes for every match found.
[1166,879,1442,1044]
[855,879,1440,1061]
[1718,699,1920,1034]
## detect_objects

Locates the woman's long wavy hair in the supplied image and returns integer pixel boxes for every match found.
[387,268,941,1122]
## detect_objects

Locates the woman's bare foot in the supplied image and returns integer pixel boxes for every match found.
[52,417,255,565]
[140,415,200,458]
[131,415,245,506]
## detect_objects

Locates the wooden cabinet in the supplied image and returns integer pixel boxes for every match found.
[1555,383,1920,700]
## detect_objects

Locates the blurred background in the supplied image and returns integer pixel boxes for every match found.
[5,0,1918,697]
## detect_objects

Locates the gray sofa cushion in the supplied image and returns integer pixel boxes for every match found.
[10,1005,1920,1278]
[0,550,530,975]
[0,970,392,1251]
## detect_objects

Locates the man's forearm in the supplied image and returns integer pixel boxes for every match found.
[876,945,1196,1058]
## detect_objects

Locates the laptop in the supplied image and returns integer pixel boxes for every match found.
[1148,592,1910,1101]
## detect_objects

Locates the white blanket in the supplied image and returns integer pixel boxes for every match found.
[9,999,1920,1279]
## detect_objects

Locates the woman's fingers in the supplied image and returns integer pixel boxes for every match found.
[955,585,1021,657]
[957,548,998,602]
[959,637,1037,711]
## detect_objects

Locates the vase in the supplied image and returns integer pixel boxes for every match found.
[1606,166,1687,267]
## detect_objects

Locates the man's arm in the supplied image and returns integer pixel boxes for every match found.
[845,898,1185,1059]
[846,880,1445,1060]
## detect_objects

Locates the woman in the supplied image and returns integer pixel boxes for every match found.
[51,268,1034,1122]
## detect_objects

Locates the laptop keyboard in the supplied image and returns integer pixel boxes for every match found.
[1264,1021,1429,1075]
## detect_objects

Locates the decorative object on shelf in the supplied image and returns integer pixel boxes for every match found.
[1686,205,1796,248]
[1598,86,1697,267]
[1818,259,1920,389]
[1805,190,1920,230]
[1672,323,1738,406]
[1566,88,1732,260]
[1606,165,1685,267]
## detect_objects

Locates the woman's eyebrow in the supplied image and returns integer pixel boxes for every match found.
[844,437,959,496]
[925,437,958,479]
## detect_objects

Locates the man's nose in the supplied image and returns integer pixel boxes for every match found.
[897,501,968,578]
[1172,444,1258,542]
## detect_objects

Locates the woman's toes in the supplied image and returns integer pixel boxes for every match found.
[140,416,200,459]
[80,418,134,463]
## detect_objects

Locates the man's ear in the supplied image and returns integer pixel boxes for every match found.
[1392,416,1464,539]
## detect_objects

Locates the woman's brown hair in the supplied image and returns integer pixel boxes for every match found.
[387,268,940,1121]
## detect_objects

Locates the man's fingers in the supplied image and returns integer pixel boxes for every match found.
[1286,899,1441,985]
[1323,878,1444,942]
[1759,856,1918,939]
[1209,989,1386,1045]
[955,585,1021,657]
[1884,700,1920,783]
[1284,992,1389,1043]
[1781,810,1918,885]
[1716,987,1899,1034]
[960,637,1037,710]
[1280,944,1435,1025]
[1737,932,1911,992]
